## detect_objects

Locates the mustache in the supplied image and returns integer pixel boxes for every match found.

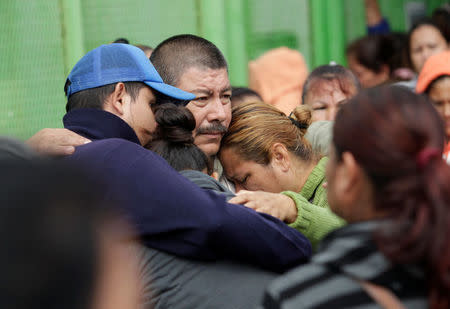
[196,122,228,135]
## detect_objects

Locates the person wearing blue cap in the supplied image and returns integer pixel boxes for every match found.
[59,43,311,274]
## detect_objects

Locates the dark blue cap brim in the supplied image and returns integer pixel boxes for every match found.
[146,81,195,101]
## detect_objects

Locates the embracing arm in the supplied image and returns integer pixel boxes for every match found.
[69,140,311,273]
[282,191,345,249]
[229,190,345,250]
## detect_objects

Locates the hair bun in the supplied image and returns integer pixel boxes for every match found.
[289,105,312,135]
[153,104,196,144]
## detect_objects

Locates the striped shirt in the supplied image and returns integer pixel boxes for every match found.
[262,221,427,309]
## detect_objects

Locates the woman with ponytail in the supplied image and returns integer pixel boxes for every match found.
[263,86,450,308]
[147,103,234,200]
[220,101,345,249]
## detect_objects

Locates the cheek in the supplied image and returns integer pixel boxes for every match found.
[312,110,327,122]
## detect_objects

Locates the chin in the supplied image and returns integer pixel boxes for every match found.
[198,143,220,158]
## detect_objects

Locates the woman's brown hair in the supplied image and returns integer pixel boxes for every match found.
[220,101,313,165]
[333,86,450,309]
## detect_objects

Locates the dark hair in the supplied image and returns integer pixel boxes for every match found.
[346,33,408,74]
[150,34,228,86]
[147,103,212,174]
[230,87,262,107]
[432,7,450,43]
[64,81,147,112]
[333,86,450,309]
[425,74,450,94]
[407,18,448,69]
[113,37,129,44]
[302,64,360,105]
[0,159,122,309]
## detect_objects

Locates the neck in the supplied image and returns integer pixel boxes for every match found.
[291,156,319,192]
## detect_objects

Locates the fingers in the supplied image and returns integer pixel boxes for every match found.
[27,128,90,156]
[62,129,91,146]
[228,190,254,205]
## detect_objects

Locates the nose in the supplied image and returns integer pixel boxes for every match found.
[327,106,338,121]
[421,48,434,67]
[444,102,450,118]
[207,97,227,123]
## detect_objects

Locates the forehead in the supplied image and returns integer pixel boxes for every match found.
[430,77,450,97]
[176,67,230,92]
[306,79,353,101]
[411,25,445,44]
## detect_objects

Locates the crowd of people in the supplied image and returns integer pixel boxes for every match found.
[2,1,450,308]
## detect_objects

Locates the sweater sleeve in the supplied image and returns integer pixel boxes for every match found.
[282,191,345,250]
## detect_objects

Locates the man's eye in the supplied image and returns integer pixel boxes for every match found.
[313,106,326,111]
[196,97,208,101]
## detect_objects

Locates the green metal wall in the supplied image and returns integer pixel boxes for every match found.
[1,0,448,139]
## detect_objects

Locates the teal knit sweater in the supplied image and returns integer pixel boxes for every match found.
[282,157,345,249]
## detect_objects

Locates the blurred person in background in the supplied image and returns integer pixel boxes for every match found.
[0,158,139,309]
[407,18,448,75]
[230,86,262,108]
[302,64,360,121]
[263,86,450,309]
[416,50,450,163]
[346,33,413,88]
[248,47,308,115]
[221,101,345,249]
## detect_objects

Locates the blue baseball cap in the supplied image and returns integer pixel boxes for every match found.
[65,43,195,101]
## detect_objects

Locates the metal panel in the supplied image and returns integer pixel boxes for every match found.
[0,0,66,139]
[81,0,198,52]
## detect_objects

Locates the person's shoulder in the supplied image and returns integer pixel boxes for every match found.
[264,263,363,308]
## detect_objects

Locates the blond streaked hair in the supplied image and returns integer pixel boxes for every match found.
[220,101,313,164]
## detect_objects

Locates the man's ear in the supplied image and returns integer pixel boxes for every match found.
[106,83,130,116]
[270,143,290,172]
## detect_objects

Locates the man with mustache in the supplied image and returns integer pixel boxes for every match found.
[28,35,233,184]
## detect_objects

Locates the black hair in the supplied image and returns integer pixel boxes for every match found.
[432,8,450,43]
[302,64,360,104]
[64,81,147,112]
[113,38,129,44]
[231,87,262,107]
[425,74,450,94]
[147,103,212,174]
[346,33,408,74]
[150,34,228,86]
[0,159,120,309]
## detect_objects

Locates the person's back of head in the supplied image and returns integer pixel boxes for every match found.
[346,34,408,87]
[333,86,450,309]
[150,34,228,86]
[230,87,262,108]
[0,159,136,309]
[147,103,212,174]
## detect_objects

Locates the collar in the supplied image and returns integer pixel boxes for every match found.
[63,108,141,145]
[300,157,328,200]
